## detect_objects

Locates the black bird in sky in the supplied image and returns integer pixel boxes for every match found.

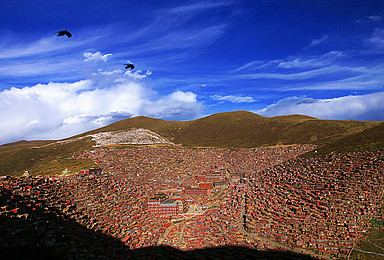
[124,64,135,69]
[56,30,72,38]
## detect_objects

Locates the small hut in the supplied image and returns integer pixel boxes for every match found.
[23,170,31,178]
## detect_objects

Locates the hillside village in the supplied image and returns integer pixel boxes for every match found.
[1,143,384,259]
[3,0,384,258]
[0,113,384,259]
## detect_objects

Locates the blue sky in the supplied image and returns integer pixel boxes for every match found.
[1,0,384,144]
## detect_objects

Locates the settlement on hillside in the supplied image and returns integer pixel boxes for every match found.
[1,145,383,259]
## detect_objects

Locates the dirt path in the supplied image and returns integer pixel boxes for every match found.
[157,223,173,246]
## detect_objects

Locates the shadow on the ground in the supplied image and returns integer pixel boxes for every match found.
[0,190,315,259]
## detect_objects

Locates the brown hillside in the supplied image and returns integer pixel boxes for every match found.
[0,137,96,177]
[0,111,382,176]
[79,111,378,148]
[303,122,384,157]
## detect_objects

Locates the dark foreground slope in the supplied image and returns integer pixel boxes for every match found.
[0,111,381,176]
[0,189,314,260]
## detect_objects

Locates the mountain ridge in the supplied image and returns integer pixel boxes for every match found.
[0,111,382,176]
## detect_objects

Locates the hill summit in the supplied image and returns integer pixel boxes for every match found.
[78,110,380,148]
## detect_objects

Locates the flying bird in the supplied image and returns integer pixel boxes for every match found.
[56,30,72,38]
[124,64,135,69]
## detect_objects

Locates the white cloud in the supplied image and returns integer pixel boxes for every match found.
[356,15,382,24]
[0,37,90,59]
[237,66,346,80]
[0,80,202,145]
[310,35,328,46]
[281,76,381,91]
[257,92,384,121]
[277,58,321,69]
[166,1,234,15]
[232,51,384,91]
[83,51,112,62]
[170,90,197,103]
[144,90,202,120]
[368,15,382,22]
[231,60,266,72]
[233,51,342,72]
[124,70,149,80]
[140,24,227,52]
[97,69,123,76]
[0,59,82,77]
[211,94,256,103]
[367,28,384,49]
[277,51,343,69]
[274,51,342,69]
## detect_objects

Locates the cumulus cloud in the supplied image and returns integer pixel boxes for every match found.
[63,111,134,126]
[257,92,384,121]
[83,51,112,62]
[211,94,256,103]
[0,80,202,145]
[144,90,202,120]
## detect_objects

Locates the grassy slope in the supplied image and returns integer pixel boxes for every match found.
[303,122,384,158]
[167,111,377,147]
[0,111,382,176]
[83,111,378,148]
[0,137,97,176]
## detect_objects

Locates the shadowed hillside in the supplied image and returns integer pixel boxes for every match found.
[0,111,382,176]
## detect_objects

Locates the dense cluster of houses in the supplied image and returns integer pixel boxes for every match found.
[1,145,383,259]
[245,150,384,258]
